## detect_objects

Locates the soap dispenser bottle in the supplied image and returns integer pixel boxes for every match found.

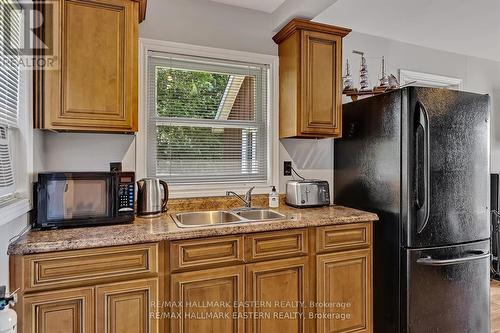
[269,186,279,208]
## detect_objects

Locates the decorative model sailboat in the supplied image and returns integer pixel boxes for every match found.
[343,51,403,101]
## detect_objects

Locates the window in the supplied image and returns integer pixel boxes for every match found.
[399,69,463,90]
[0,0,31,224]
[0,0,21,199]
[146,51,271,186]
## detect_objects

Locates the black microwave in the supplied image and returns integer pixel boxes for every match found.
[33,172,135,229]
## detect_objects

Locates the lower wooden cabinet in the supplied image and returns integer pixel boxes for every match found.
[96,279,159,333]
[246,257,308,333]
[21,279,159,333]
[12,224,374,333]
[23,287,95,333]
[316,249,372,333]
[170,266,245,333]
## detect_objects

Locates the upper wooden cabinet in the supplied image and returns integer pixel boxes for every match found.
[34,0,142,132]
[273,19,351,138]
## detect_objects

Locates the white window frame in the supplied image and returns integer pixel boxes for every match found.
[0,68,33,226]
[0,0,33,225]
[137,38,279,198]
[399,69,463,90]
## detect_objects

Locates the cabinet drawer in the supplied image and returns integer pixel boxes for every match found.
[170,236,244,272]
[24,243,158,291]
[317,223,371,253]
[245,229,308,261]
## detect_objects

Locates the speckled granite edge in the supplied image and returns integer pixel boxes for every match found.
[8,203,378,255]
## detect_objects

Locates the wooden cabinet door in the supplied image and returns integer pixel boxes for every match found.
[246,257,309,333]
[96,278,159,333]
[300,30,342,137]
[316,249,372,333]
[45,0,138,132]
[23,287,95,333]
[170,266,245,333]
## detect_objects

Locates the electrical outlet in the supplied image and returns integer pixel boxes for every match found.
[284,161,292,176]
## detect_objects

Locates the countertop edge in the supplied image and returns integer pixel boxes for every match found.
[8,209,378,256]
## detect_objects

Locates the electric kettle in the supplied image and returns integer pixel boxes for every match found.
[136,178,169,217]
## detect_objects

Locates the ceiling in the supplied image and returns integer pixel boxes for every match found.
[209,0,287,13]
[315,0,500,62]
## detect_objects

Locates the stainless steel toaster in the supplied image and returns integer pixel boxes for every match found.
[286,179,330,208]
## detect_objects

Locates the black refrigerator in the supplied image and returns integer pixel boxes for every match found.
[334,87,491,333]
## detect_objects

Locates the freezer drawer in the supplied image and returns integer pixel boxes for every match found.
[403,240,490,333]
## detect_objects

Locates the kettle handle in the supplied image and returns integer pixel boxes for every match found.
[159,180,169,212]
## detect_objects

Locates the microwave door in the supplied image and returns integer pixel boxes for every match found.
[36,172,134,229]
[46,180,67,220]
[47,179,111,221]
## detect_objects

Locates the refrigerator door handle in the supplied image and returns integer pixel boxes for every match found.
[415,101,430,234]
[416,250,490,266]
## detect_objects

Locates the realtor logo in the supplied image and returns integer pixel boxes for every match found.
[0,0,59,70]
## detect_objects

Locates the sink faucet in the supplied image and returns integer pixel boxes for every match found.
[226,186,255,208]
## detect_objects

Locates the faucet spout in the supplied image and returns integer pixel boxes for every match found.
[244,186,255,207]
[226,186,255,208]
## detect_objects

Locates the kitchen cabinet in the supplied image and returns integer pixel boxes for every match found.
[170,266,245,333]
[96,279,159,333]
[316,249,372,333]
[246,257,309,333]
[23,287,95,333]
[34,0,142,132]
[11,223,373,333]
[20,279,159,333]
[273,19,351,138]
[11,243,162,333]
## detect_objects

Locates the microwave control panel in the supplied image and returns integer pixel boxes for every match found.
[118,174,135,212]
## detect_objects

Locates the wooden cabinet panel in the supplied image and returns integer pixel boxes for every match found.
[246,257,308,333]
[12,225,374,333]
[36,0,138,132]
[170,236,244,272]
[23,287,94,333]
[273,19,350,138]
[245,229,307,261]
[96,278,159,333]
[301,31,342,136]
[24,243,158,291]
[317,223,371,253]
[170,266,245,333]
[316,249,372,333]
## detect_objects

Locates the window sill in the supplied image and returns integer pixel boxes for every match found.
[0,197,31,227]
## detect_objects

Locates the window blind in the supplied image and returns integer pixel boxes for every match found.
[0,0,21,197]
[0,0,21,126]
[147,52,269,184]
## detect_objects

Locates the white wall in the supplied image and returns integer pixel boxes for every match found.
[341,31,467,93]
[0,216,29,288]
[279,139,334,197]
[465,57,500,171]
[140,0,276,55]
[315,0,500,63]
[35,0,335,196]
[339,30,500,172]
[38,132,136,172]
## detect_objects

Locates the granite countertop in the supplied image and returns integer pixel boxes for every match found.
[8,199,378,255]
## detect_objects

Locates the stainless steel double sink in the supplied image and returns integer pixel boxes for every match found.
[171,208,286,228]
